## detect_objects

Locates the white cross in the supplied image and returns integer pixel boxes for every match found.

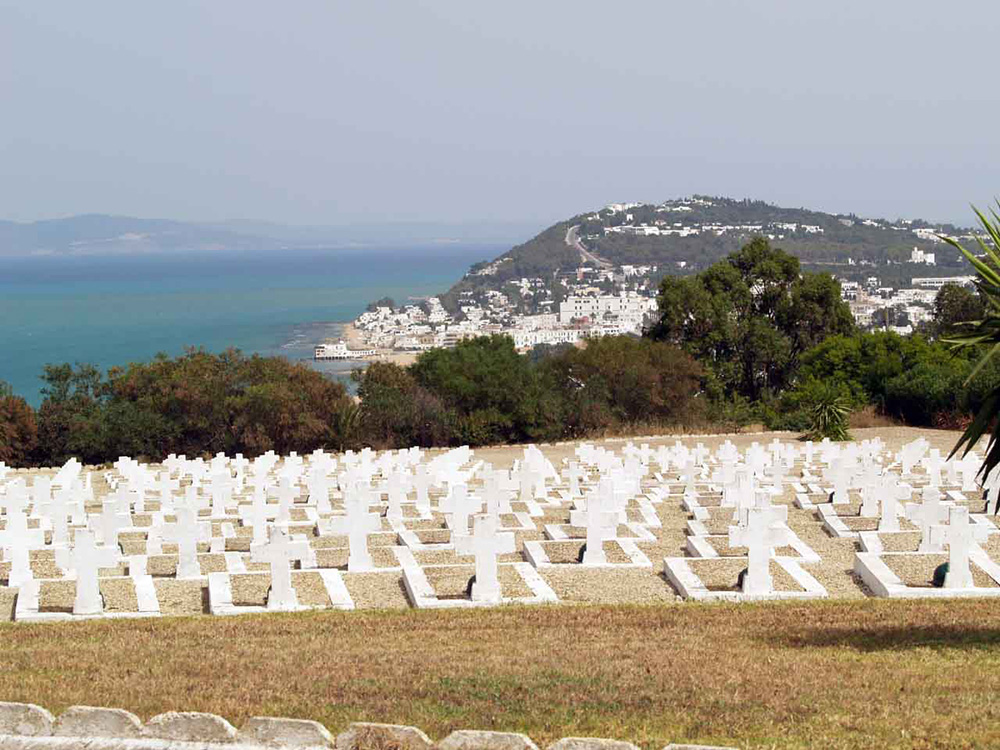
[251,527,312,611]
[930,506,990,589]
[564,461,584,497]
[274,477,298,525]
[828,461,851,504]
[0,496,45,587]
[56,530,119,615]
[729,505,791,595]
[905,488,951,552]
[878,476,907,532]
[32,477,52,507]
[306,469,333,514]
[769,459,786,493]
[162,506,211,578]
[208,471,232,518]
[441,484,479,536]
[126,477,146,514]
[240,484,273,545]
[569,483,619,566]
[959,454,980,493]
[383,471,407,520]
[454,513,515,603]
[517,467,538,503]
[859,468,881,518]
[325,490,381,572]
[681,459,697,496]
[156,471,177,512]
[413,466,433,515]
[923,450,944,488]
[45,487,76,546]
[482,472,511,518]
[91,500,130,548]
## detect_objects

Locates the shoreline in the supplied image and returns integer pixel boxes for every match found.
[334,321,419,367]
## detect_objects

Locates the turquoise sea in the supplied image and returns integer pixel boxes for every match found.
[0,245,502,406]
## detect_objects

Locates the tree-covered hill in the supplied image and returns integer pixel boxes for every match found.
[439,196,975,310]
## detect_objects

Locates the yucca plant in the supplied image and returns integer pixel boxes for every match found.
[941,203,1000,481]
[331,400,362,452]
[805,385,851,442]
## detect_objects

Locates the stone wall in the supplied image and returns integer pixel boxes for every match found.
[0,703,735,750]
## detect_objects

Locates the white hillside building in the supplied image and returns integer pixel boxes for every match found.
[558,293,657,330]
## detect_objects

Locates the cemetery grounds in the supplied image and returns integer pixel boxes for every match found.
[1,426,1000,750]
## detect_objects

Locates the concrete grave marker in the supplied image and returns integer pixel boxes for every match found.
[454,513,515,603]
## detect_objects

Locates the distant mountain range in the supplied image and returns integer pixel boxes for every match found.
[0,214,542,257]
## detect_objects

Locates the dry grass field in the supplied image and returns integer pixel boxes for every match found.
[2,599,1000,750]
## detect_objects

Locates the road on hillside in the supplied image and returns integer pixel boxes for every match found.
[565,225,613,269]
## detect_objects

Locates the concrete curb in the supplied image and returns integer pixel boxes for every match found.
[0,703,738,750]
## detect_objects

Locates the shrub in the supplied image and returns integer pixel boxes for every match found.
[804,383,852,441]
[0,383,38,466]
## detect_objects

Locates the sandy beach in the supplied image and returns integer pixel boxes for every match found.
[340,322,419,367]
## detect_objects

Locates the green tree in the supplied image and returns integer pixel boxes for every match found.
[648,237,854,400]
[410,335,564,445]
[354,362,454,448]
[932,283,984,336]
[34,363,107,464]
[542,336,702,434]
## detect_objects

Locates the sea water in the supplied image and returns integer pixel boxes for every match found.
[0,245,501,406]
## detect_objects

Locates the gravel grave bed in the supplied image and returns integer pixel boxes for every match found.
[562,524,635,539]
[422,564,533,600]
[342,571,410,609]
[541,568,679,603]
[703,538,798,558]
[227,573,301,607]
[225,537,252,552]
[686,558,804,593]
[979,536,1000,558]
[413,529,451,545]
[399,518,446,531]
[839,517,883,532]
[311,535,346,549]
[198,554,228,575]
[542,540,633,565]
[38,579,138,613]
[882,553,999,588]
[876,532,923,553]
[147,555,180,577]
[313,546,399,569]
[0,589,17,620]
[370,531,402,547]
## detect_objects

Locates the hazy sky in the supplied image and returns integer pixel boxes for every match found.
[2,1,997,227]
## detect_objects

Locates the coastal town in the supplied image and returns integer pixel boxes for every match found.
[316,199,984,361]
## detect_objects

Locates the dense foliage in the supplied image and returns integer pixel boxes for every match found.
[0,381,37,465]
[15,350,356,466]
[648,239,855,400]
[354,335,702,450]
